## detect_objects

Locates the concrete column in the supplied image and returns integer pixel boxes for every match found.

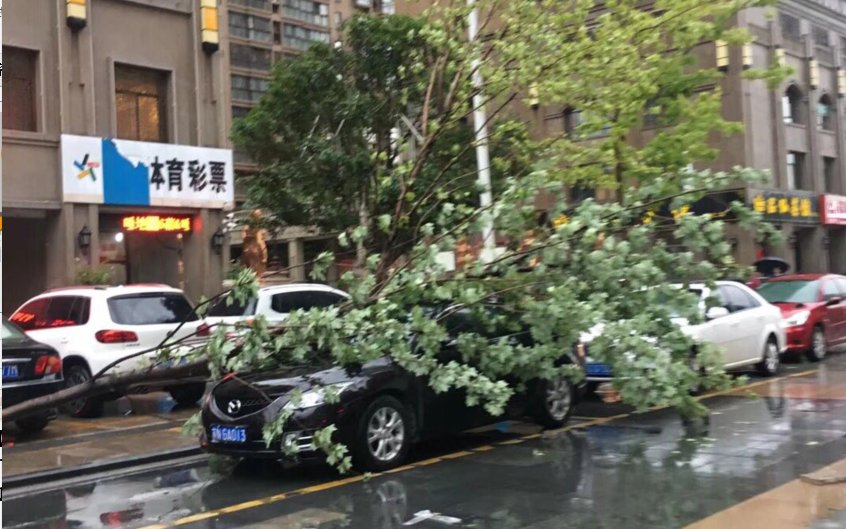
[46,204,77,289]
[806,36,822,192]
[288,239,306,282]
[87,204,100,268]
[830,227,846,274]
[770,21,787,187]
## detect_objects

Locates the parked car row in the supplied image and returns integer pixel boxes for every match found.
[7,273,846,471]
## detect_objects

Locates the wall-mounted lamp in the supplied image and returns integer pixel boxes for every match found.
[201,0,220,53]
[67,0,87,30]
[742,43,753,70]
[716,40,729,71]
[211,228,225,255]
[810,58,820,90]
[77,225,92,251]
[774,45,785,67]
[528,83,540,110]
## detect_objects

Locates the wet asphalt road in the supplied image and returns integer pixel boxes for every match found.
[6,356,846,529]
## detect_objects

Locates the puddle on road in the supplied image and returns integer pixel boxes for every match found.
[7,364,846,529]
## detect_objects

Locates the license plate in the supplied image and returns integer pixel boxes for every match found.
[586,363,613,377]
[2,364,20,380]
[210,425,247,444]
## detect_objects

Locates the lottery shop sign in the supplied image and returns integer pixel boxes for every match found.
[61,134,234,209]
[747,188,819,225]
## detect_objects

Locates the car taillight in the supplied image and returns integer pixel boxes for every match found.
[95,330,139,344]
[34,354,62,376]
[197,323,211,337]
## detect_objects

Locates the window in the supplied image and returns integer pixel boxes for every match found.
[231,75,269,102]
[758,280,820,303]
[335,12,343,29]
[787,152,807,190]
[10,296,91,331]
[382,0,395,14]
[2,319,28,341]
[813,26,830,47]
[271,291,346,313]
[718,285,759,313]
[563,108,583,136]
[823,280,840,301]
[783,85,803,125]
[780,13,801,41]
[208,297,257,317]
[115,64,169,142]
[571,184,595,202]
[4,47,38,131]
[283,0,329,27]
[230,0,271,9]
[274,21,281,44]
[817,94,833,130]
[232,105,253,121]
[229,13,272,42]
[835,278,846,295]
[107,293,198,325]
[282,24,330,51]
[824,157,837,192]
[230,43,272,70]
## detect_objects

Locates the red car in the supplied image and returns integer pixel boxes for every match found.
[756,274,846,361]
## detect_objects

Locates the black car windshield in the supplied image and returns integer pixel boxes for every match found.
[757,280,819,303]
[208,297,257,317]
[2,318,28,341]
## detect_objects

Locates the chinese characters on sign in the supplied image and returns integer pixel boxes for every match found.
[121,215,192,233]
[820,194,846,226]
[61,135,234,208]
[748,188,819,225]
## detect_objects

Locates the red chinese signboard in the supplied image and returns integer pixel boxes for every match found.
[121,215,192,233]
[820,194,846,226]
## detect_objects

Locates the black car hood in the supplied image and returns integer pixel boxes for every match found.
[214,360,385,401]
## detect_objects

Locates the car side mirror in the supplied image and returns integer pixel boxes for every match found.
[827,296,842,307]
[706,306,730,320]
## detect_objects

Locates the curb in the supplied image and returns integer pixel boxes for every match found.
[4,446,203,490]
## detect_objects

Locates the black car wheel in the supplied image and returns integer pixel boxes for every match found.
[64,364,104,418]
[16,414,50,433]
[806,326,827,362]
[757,336,781,376]
[169,384,206,407]
[533,375,574,429]
[353,396,411,472]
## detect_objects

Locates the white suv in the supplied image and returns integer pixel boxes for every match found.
[11,284,210,417]
[205,283,349,328]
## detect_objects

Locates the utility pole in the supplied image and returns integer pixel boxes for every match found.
[467,0,497,263]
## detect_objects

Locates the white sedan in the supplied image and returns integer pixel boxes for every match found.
[582,281,787,382]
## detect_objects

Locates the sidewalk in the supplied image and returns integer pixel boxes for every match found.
[4,393,202,486]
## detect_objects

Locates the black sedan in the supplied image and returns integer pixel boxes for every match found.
[3,316,64,433]
[200,308,585,471]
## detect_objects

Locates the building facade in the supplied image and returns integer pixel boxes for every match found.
[525,0,846,274]
[224,0,394,282]
[3,0,233,313]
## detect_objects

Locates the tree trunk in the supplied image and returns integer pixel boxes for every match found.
[355,190,370,275]
[3,361,209,422]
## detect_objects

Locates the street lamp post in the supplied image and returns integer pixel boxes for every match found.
[467,0,497,263]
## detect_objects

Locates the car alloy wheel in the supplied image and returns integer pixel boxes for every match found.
[354,395,412,471]
[64,365,104,418]
[545,376,573,422]
[808,327,827,362]
[757,338,780,376]
[367,407,406,463]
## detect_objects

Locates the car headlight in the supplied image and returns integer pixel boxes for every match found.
[782,310,811,327]
[283,382,354,411]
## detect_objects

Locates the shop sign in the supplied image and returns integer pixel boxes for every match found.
[748,188,819,225]
[121,215,192,233]
[820,194,846,226]
[61,134,234,209]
